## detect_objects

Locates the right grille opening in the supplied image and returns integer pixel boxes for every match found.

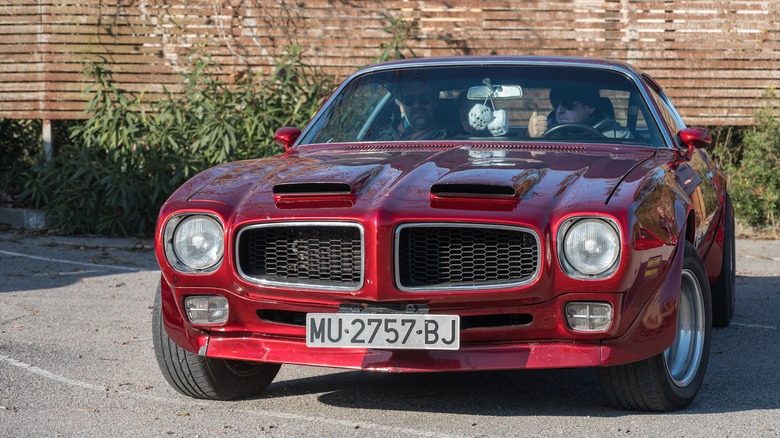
[397,225,539,290]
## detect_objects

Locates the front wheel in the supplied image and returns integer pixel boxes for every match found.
[152,284,281,400]
[599,242,712,411]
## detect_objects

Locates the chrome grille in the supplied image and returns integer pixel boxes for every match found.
[236,223,363,290]
[396,224,539,290]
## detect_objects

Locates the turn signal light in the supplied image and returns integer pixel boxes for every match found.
[185,295,229,325]
[565,302,613,332]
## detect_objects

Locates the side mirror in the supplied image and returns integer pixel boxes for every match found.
[274,127,302,152]
[678,127,712,149]
[674,127,711,163]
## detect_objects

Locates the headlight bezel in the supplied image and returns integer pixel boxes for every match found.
[164,214,225,273]
[558,216,621,280]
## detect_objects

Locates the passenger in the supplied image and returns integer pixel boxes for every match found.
[527,85,632,138]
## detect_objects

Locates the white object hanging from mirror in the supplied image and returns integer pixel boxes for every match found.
[467,78,509,136]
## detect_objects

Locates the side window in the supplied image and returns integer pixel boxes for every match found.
[644,77,686,134]
[307,82,391,143]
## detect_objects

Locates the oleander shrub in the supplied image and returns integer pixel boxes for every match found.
[714,90,780,232]
[20,47,334,235]
[0,119,40,207]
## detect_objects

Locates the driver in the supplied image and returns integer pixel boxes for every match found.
[527,85,632,138]
[376,81,449,141]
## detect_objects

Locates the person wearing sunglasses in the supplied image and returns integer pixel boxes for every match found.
[527,85,632,139]
[376,81,449,141]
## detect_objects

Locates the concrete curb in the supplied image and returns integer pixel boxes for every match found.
[0,208,153,250]
[46,236,155,251]
[0,230,154,251]
[0,207,53,229]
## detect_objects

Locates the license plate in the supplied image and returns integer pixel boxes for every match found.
[306,313,459,350]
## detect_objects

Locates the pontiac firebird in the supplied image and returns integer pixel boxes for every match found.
[152,56,735,411]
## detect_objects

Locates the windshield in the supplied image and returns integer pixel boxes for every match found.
[298,65,665,148]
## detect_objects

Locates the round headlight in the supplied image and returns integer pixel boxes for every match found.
[172,215,224,270]
[562,219,620,277]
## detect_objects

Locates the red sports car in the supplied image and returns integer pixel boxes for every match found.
[152,56,735,411]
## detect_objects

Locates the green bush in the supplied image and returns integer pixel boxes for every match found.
[148,45,331,177]
[725,90,780,231]
[373,14,418,63]
[0,119,40,206]
[20,47,335,236]
[20,61,168,235]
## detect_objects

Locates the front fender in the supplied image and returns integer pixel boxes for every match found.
[601,238,683,365]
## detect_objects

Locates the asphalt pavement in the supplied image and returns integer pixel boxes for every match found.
[0,231,778,437]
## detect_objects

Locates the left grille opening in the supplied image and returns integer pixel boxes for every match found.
[237,223,363,290]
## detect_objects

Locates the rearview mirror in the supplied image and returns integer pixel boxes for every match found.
[467,85,523,100]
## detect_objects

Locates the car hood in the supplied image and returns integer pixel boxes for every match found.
[187,143,656,221]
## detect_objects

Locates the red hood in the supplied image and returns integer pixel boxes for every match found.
[185,142,655,223]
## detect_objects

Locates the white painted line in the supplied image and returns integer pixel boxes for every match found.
[33,270,102,277]
[0,354,108,392]
[738,253,780,262]
[0,249,142,272]
[0,354,465,438]
[732,322,780,330]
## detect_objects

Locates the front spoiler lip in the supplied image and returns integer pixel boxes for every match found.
[203,335,606,371]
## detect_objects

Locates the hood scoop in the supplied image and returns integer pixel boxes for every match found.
[273,181,355,209]
[273,182,352,195]
[431,183,516,198]
[430,182,519,212]
[272,181,356,209]
[271,164,383,208]
[428,167,548,211]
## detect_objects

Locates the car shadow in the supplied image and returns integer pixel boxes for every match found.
[264,367,616,416]
[259,274,780,416]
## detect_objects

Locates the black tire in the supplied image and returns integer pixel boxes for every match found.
[599,242,712,411]
[711,194,736,327]
[152,284,281,400]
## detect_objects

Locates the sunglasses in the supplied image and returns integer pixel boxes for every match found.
[555,100,584,111]
[400,93,433,106]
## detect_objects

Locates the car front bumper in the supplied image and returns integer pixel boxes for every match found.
[159,244,682,371]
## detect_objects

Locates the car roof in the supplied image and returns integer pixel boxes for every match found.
[361,56,646,79]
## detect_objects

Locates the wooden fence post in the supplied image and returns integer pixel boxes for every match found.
[42,120,52,161]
